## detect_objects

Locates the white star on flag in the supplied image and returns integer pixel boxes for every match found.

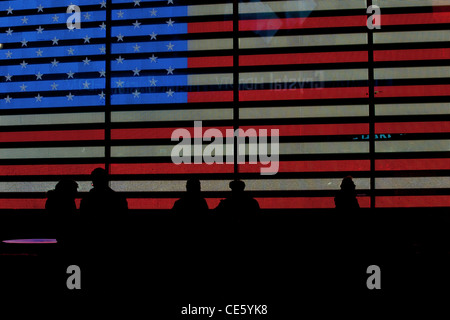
[166,42,174,51]
[166,18,175,27]
[66,93,74,101]
[150,9,157,16]
[150,32,157,40]
[20,83,27,91]
[20,61,28,69]
[37,4,44,12]
[5,74,12,81]
[116,80,125,88]
[117,33,124,42]
[67,48,75,55]
[21,39,28,47]
[5,51,12,58]
[99,70,106,77]
[35,94,43,102]
[83,57,91,65]
[36,49,43,56]
[132,90,141,98]
[133,20,141,28]
[36,26,44,34]
[149,54,158,63]
[36,72,44,80]
[166,89,174,97]
[133,44,141,52]
[4,95,12,103]
[116,56,125,64]
[67,71,75,79]
[22,17,29,24]
[99,22,106,30]
[83,81,91,89]
[166,66,175,75]
[149,78,158,86]
[132,68,141,76]
[134,0,141,6]
[6,28,13,36]
[6,7,13,15]
[99,91,105,99]
[52,37,59,45]
[84,35,91,43]
[51,59,59,67]
[51,82,59,90]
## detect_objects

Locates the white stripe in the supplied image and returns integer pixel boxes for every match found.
[376,177,450,189]
[245,178,370,191]
[0,181,92,193]
[373,0,437,8]
[375,30,449,44]
[189,73,232,86]
[240,69,368,84]
[239,0,366,13]
[375,103,450,116]
[112,141,368,158]
[111,180,230,192]
[111,109,233,123]
[375,66,450,80]
[188,38,233,51]
[376,140,450,153]
[241,105,369,119]
[188,4,232,16]
[240,33,367,49]
[0,112,104,127]
[0,147,104,159]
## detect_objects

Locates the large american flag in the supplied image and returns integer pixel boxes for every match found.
[0,0,449,211]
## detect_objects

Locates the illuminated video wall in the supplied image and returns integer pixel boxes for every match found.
[0,0,449,211]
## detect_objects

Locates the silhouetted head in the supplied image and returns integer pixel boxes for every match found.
[55,178,78,198]
[186,178,201,194]
[91,167,108,189]
[340,176,356,192]
[229,180,245,195]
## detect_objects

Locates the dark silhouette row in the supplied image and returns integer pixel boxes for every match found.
[46,168,360,218]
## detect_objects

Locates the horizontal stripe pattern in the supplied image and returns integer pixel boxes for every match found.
[1,0,449,212]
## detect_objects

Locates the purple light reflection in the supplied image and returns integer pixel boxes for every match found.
[2,239,58,244]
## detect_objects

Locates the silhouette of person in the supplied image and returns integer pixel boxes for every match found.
[80,168,128,238]
[45,178,79,247]
[215,180,260,221]
[172,178,209,218]
[334,176,360,211]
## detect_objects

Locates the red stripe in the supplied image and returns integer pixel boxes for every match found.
[243,123,368,136]
[112,124,367,140]
[382,12,450,26]
[240,160,370,174]
[0,130,104,143]
[187,13,450,34]
[374,48,450,62]
[375,121,450,134]
[188,56,233,68]
[111,160,370,176]
[0,199,81,210]
[188,91,233,103]
[0,164,105,176]
[239,87,368,101]
[375,159,450,171]
[377,196,450,208]
[255,197,370,209]
[127,198,222,210]
[117,197,372,210]
[0,199,45,209]
[111,163,233,175]
[239,16,366,31]
[188,21,233,33]
[375,85,450,98]
[240,51,368,67]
